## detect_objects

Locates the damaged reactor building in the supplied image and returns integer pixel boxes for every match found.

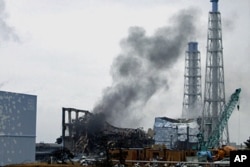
[60,108,154,155]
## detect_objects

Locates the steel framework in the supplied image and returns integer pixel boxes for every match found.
[182,42,202,118]
[202,0,228,144]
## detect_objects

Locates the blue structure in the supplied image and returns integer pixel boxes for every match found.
[0,91,37,166]
[211,0,219,12]
[153,117,199,150]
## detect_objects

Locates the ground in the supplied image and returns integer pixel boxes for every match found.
[5,163,83,167]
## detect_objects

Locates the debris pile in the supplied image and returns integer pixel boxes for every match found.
[61,108,154,155]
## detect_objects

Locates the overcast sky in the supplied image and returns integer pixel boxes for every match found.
[0,0,249,145]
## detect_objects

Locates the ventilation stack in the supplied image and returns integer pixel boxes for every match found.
[182,42,202,119]
[202,0,227,145]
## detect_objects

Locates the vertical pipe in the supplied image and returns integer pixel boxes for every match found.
[186,124,189,149]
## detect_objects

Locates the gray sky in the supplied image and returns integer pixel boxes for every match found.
[0,0,249,145]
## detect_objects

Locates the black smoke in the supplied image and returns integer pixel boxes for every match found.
[92,8,200,128]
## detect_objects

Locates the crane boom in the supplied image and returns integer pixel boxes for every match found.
[206,88,241,148]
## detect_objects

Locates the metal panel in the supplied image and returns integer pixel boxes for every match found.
[0,91,37,166]
[154,117,199,149]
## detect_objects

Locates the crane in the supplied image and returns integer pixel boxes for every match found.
[198,88,241,151]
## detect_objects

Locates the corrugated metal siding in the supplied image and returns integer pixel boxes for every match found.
[153,117,199,149]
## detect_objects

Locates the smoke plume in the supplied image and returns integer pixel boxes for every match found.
[92,8,200,128]
[0,0,19,42]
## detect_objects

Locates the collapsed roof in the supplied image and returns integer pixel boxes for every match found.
[61,108,154,155]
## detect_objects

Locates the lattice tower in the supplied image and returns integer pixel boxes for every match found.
[202,0,228,145]
[182,42,202,119]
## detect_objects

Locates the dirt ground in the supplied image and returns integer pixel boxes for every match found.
[5,163,83,167]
